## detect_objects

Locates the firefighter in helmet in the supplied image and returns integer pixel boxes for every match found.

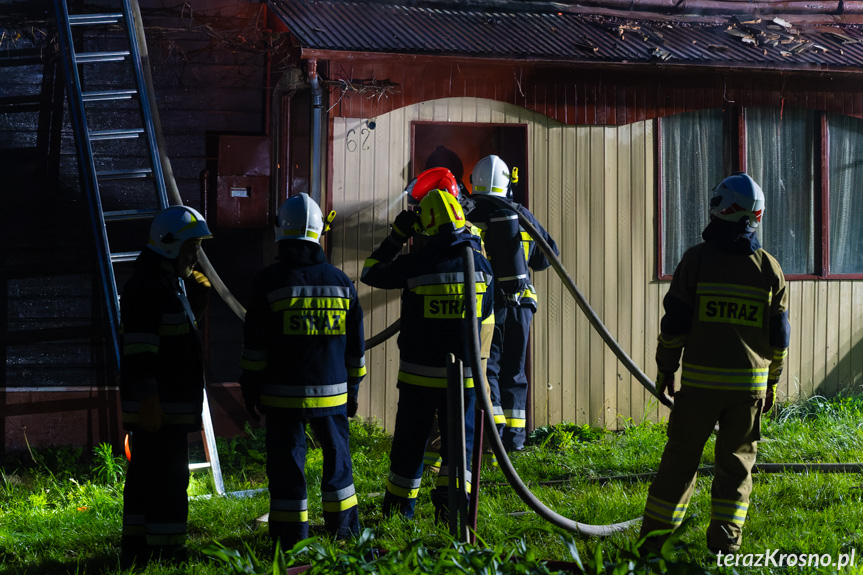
[462,155,559,452]
[240,193,366,548]
[408,167,502,470]
[361,186,494,519]
[640,173,790,554]
[120,205,213,565]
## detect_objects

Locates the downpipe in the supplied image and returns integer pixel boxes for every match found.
[308,59,323,206]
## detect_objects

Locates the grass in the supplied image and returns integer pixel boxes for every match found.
[2,395,863,574]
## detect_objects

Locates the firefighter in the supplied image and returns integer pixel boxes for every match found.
[409,167,458,472]
[120,205,213,565]
[240,193,366,548]
[462,155,559,452]
[361,188,495,519]
[640,173,790,554]
[409,167,501,471]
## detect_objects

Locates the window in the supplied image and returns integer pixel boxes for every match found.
[660,109,723,275]
[828,114,863,275]
[660,106,863,279]
[745,107,816,275]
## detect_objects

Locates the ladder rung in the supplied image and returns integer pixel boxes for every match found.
[97,168,153,181]
[75,51,129,64]
[0,50,43,67]
[189,463,211,471]
[111,251,142,263]
[104,209,161,222]
[89,128,144,141]
[83,89,137,102]
[69,13,124,25]
[0,95,42,113]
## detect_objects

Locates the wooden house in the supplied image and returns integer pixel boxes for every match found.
[4,0,863,451]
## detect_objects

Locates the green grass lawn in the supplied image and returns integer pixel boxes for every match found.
[2,393,863,574]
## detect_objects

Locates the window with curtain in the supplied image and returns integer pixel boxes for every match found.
[660,109,723,275]
[659,106,863,278]
[828,113,863,275]
[745,107,816,275]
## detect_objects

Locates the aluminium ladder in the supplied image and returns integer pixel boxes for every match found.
[53,0,224,495]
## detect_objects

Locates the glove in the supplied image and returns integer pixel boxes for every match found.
[185,270,211,319]
[391,210,419,240]
[346,397,359,418]
[241,381,263,422]
[763,380,778,413]
[137,394,163,433]
[656,371,676,398]
[190,270,211,289]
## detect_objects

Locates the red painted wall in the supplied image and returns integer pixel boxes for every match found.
[315,56,863,125]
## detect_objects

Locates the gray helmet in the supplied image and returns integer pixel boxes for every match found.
[147,205,212,259]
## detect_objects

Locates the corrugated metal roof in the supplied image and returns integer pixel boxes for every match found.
[267,0,863,70]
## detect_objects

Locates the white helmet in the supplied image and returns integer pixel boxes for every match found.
[147,205,212,259]
[470,155,516,197]
[709,173,765,231]
[276,193,324,243]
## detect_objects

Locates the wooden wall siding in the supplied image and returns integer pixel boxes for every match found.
[322,58,863,126]
[781,281,863,403]
[329,96,669,432]
[329,97,863,431]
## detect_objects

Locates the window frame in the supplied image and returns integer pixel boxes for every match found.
[656,104,854,281]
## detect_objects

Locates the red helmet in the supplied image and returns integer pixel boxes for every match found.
[408,167,459,205]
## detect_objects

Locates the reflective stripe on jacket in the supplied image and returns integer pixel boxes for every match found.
[657,241,789,394]
[361,230,494,389]
[464,196,558,311]
[241,242,365,417]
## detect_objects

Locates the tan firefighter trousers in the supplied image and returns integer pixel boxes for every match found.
[641,387,763,552]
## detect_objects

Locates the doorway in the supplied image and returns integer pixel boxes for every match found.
[411,122,529,206]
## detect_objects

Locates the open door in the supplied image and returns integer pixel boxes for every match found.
[410,121,532,431]
[411,122,529,206]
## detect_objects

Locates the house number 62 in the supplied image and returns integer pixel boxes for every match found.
[345,127,372,152]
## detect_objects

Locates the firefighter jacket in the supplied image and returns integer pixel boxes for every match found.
[120,248,206,432]
[462,195,559,311]
[656,219,791,395]
[240,242,366,418]
[361,229,494,390]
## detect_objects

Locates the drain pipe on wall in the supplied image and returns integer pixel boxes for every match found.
[308,59,323,206]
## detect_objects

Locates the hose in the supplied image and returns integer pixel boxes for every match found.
[482,463,863,489]
[479,196,671,408]
[461,246,639,537]
[366,319,400,349]
[131,0,247,322]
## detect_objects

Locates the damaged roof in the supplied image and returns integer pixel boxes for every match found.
[267,0,863,71]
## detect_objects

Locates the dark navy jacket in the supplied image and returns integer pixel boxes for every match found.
[361,230,494,390]
[120,248,206,432]
[463,195,559,310]
[240,242,366,417]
